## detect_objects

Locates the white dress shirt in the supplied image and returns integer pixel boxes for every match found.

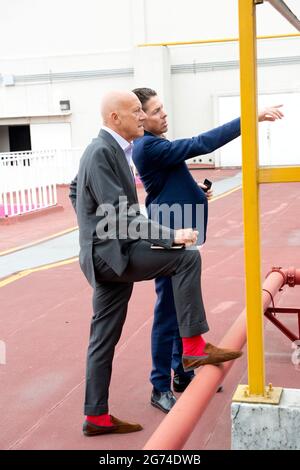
[102,126,133,170]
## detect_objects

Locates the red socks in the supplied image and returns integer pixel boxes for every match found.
[86,413,113,427]
[86,339,207,427]
[182,335,206,356]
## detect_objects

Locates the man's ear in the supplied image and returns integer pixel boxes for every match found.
[111,112,120,124]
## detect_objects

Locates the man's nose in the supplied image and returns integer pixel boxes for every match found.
[140,110,147,120]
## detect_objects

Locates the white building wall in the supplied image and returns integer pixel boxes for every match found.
[143,0,300,41]
[0,0,300,166]
[2,0,298,57]
[0,0,134,58]
[30,123,71,150]
[0,51,134,147]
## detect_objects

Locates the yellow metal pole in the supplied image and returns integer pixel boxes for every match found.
[238,0,265,396]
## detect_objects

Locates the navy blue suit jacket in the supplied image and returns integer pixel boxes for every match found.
[133,118,240,244]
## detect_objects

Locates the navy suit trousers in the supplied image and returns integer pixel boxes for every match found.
[151,276,195,392]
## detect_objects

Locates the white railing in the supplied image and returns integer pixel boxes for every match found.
[0,148,82,217]
[42,148,82,185]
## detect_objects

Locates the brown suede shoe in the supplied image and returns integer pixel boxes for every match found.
[83,415,143,436]
[182,342,243,372]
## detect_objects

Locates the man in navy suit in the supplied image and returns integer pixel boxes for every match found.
[132,87,283,413]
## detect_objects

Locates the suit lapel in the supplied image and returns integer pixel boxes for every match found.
[99,129,138,202]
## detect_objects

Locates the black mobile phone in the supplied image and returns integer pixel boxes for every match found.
[203,178,212,192]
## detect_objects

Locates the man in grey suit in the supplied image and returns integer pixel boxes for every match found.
[69,90,242,436]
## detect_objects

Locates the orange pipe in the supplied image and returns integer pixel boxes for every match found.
[143,267,300,450]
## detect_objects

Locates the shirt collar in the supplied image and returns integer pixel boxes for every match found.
[102,126,132,152]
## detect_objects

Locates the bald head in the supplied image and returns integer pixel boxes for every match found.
[100,90,146,141]
[101,90,146,142]
[101,90,136,121]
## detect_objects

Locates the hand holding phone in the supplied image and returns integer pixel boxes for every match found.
[202,178,212,193]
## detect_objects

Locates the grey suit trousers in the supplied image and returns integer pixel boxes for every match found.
[84,240,208,415]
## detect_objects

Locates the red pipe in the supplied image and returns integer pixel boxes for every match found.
[143,267,300,450]
[266,267,300,288]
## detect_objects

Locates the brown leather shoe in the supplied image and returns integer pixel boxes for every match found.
[182,342,243,371]
[83,415,143,436]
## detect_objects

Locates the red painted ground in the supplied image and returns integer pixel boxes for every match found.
[0,170,299,450]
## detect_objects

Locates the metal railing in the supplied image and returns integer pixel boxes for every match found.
[0,148,82,217]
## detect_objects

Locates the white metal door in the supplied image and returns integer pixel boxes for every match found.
[217,93,300,167]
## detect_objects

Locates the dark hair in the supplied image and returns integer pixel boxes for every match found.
[132,87,157,111]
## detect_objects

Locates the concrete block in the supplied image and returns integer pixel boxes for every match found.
[231,388,300,449]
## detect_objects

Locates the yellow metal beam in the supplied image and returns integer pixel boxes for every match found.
[138,32,300,47]
[238,0,265,396]
[258,165,300,183]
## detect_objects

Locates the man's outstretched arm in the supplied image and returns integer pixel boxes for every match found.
[144,105,283,170]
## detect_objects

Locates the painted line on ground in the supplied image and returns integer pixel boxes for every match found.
[0,257,78,289]
[209,185,242,203]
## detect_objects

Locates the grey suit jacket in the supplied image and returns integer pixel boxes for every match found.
[69,129,175,287]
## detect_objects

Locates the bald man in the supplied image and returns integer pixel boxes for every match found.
[69,90,242,436]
